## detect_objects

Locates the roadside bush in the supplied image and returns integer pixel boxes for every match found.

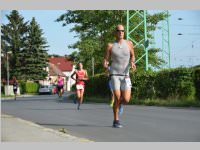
[19,80,26,94]
[1,85,5,94]
[71,84,76,92]
[155,68,195,100]
[85,67,196,102]
[131,70,156,100]
[25,82,39,93]
[18,81,39,94]
[84,73,110,98]
[194,68,200,101]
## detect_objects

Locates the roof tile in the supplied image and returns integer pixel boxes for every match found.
[48,57,73,71]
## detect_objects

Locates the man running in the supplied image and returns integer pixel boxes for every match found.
[103,24,136,128]
[12,76,18,100]
[71,62,89,110]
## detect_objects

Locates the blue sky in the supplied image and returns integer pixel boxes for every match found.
[153,10,200,68]
[1,10,200,68]
[1,10,78,55]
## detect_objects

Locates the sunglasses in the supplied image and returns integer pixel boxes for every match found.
[116,29,124,32]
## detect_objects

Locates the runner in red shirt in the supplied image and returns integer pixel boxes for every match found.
[71,62,89,110]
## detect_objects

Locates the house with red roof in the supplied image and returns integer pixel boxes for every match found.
[47,56,76,91]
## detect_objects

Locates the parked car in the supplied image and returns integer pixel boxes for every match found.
[38,85,53,95]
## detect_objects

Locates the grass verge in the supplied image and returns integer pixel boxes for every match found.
[130,98,200,107]
[74,94,200,107]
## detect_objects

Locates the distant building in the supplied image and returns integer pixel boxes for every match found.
[48,56,76,91]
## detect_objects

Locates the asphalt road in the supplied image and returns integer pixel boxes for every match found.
[2,93,200,142]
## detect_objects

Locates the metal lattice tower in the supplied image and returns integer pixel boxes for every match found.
[161,10,171,68]
[126,10,171,70]
[126,10,149,70]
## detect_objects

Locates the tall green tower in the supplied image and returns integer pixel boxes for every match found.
[126,10,171,70]
[161,10,171,68]
[126,10,149,70]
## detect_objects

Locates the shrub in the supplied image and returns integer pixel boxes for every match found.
[25,82,39,93]
[131,70,156,100]
[18,81,39,94]
[85,67,196,102]
[155,68,195,100]
[84,73,110,98]
[194,68,200,101]
[19,80,26,94]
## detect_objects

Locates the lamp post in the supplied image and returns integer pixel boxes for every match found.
[6,51,12,95]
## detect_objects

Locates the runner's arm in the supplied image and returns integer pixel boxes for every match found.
[70,71,76,81]
[103,43,112,69]
[82,70,89,81]
[128,41,136,71]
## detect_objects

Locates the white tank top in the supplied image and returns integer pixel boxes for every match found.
[110,40,130,76]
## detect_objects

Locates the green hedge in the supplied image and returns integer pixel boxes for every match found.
[19,81,39,94]
[154,68,195,100]
[131,71,156,100]
[1,85,5,94]
[194,68,200,101]
[25,82,39,93]
[85,67,196,101]
[19,81,26,94]
[84,73,110,98]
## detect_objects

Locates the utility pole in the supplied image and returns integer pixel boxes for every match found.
[6,51,12,95]
[92,57,94,77]
[161,10,171,68]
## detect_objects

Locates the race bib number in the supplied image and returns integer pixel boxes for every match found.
[13,86,17,89]
[125,77,132,87]
[76,84,84,90]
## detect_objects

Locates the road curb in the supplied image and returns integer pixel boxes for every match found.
[1,92,76,101]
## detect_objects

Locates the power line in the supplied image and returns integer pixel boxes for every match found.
[171,24,200,27]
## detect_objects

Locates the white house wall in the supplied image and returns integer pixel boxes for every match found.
[63,65,76,91]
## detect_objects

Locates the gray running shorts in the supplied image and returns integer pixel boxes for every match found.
[110,75,132,90]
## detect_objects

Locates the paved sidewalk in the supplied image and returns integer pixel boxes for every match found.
[1,114,92,142]
[1,91,76,100]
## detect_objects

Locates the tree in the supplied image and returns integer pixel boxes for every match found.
[67,51,79,62]
[56,10,167,75]
[19,17,49,80]
[1,10,29,79]
[48,54,61,58]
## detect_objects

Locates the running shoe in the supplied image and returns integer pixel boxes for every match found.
[119,104,124,115]
[112,120,123,128]
[77,103,80,110]
[73,99,77,104]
